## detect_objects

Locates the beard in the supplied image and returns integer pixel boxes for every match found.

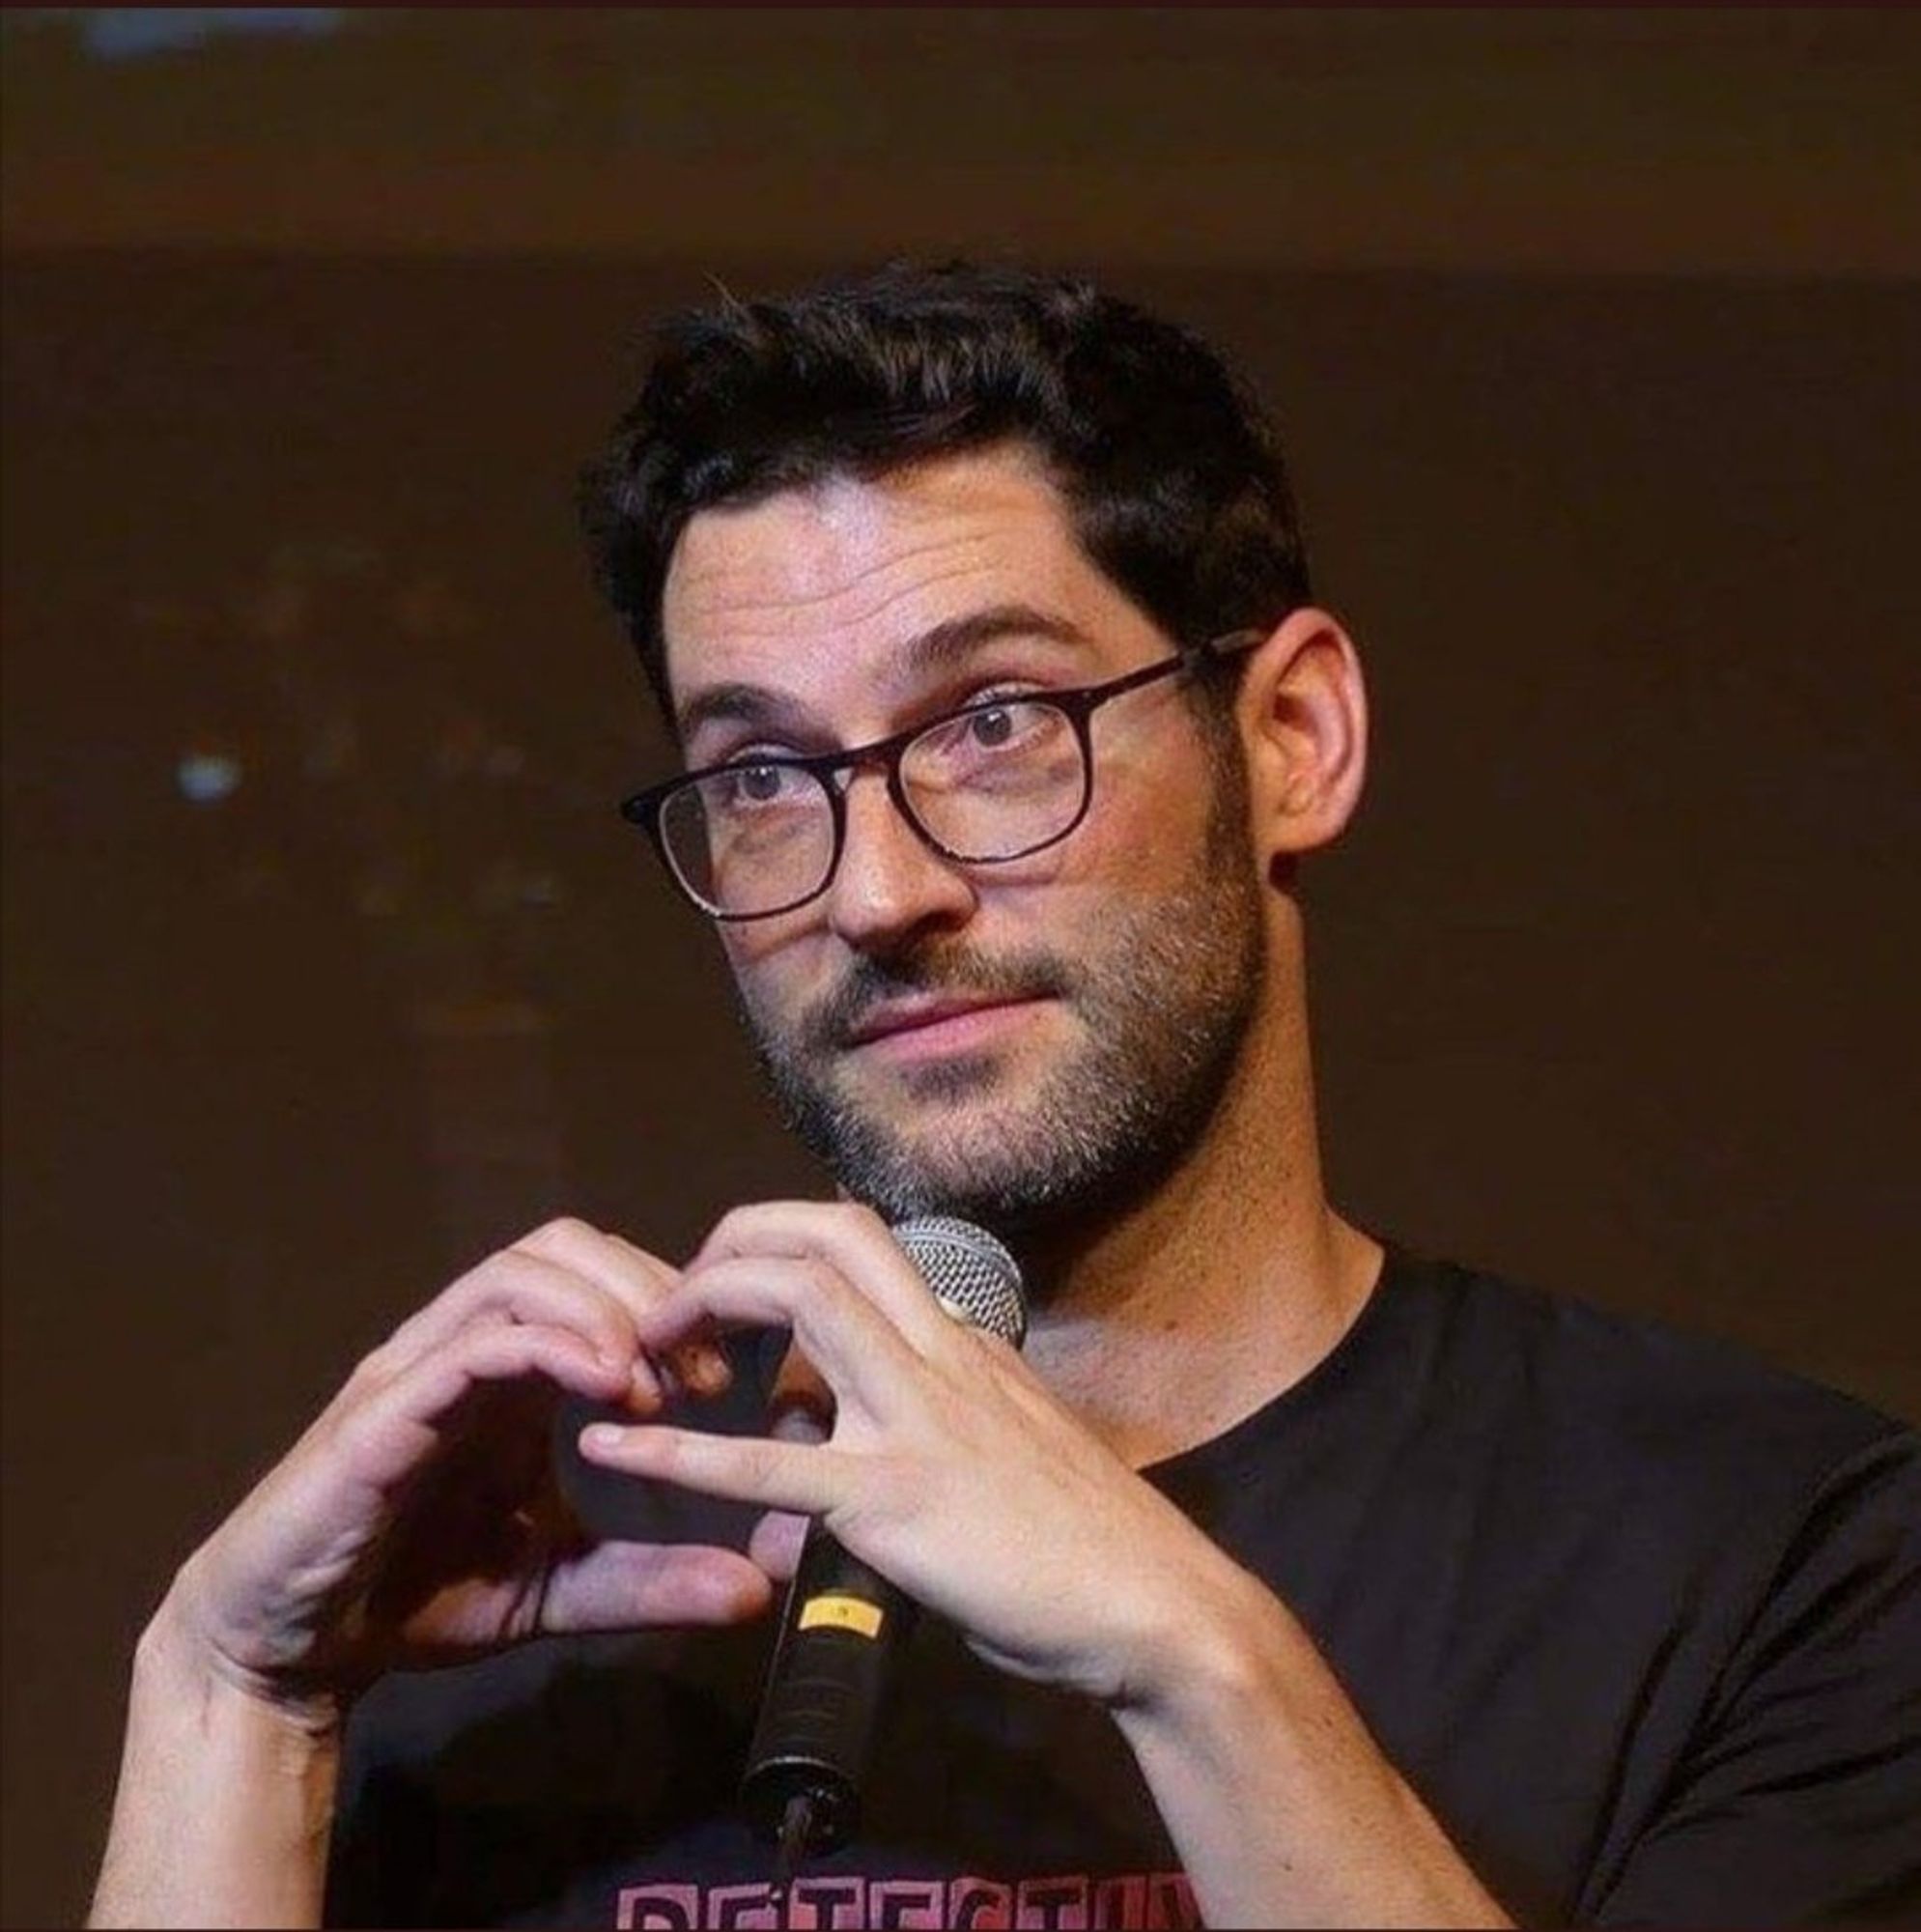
[732,757,1267,1248]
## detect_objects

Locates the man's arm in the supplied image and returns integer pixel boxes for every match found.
[1113,1552,1510,1927]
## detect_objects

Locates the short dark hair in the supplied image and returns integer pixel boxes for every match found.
[579,262,1314,723]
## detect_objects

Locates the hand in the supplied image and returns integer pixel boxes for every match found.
[158,1217,775,1730]
[579,1201,1250,1709]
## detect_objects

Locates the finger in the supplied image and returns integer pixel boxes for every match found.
[388,1544,775,1658]
[692,1201,956,1353]
[579,1421,853,1520]
[634,1254,923,1418]
[332,1316,635,1494]
[538,1541,775,1632]
[227,1316,636,1607]
[359,1241,657,1403]
[606,1236,733,1396]
[747,1382,831,1582]
[522,1220,733,1397]
[766,1344,835,1440]
[747,1509,808,1584]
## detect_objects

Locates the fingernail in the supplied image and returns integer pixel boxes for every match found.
[680,1346,729,1394]
[580,1423,625,1452]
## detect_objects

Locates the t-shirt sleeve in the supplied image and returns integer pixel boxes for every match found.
[1586,1429,1921,1926]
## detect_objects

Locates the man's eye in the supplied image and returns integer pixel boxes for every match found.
[713,760,802,807]
[959,699,1053,752]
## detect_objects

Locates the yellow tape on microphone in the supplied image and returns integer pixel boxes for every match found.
[797,1593,885,1639]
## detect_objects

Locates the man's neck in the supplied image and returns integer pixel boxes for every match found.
[1016,1001,1382,1470]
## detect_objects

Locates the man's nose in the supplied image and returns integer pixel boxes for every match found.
[821,768,976,952]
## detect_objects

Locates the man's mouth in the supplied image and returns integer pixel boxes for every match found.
[843,993,1051,1056]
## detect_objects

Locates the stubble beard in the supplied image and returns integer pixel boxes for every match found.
[734,762,1268,1247]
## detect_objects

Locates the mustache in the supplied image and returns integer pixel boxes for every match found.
[799,948,1076,1055]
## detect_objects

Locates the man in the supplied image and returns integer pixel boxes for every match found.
[91,265,1918,1928]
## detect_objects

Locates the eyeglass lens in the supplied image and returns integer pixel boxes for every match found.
[663,697,1088,915]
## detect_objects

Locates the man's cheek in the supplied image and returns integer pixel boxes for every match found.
[741,967,833,1071]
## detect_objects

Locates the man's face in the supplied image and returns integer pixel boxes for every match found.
[661,447,1267,1238]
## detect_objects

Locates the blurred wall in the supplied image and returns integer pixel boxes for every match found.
[4,12,1918,1925]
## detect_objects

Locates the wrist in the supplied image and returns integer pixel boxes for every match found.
[92,1594,343,1927]
[1109,1568,1514,1928]
[138,1577,348,1747]
[1110,1548,1413,1810]
[1112,1551,1304,1743]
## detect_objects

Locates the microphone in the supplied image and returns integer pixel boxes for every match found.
[738,1214,1027,1875]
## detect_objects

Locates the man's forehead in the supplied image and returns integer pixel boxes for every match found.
[660,451,1100,702]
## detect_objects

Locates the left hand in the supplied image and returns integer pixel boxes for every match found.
[578,1200,1251,1707]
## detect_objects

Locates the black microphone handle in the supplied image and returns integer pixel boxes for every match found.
[739,1518,916,1853]
[736,1213,1025,1865]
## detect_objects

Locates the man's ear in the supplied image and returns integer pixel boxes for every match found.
[1236,608,1370,871]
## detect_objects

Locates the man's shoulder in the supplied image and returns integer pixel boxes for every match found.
[1381,1242,1915,1517]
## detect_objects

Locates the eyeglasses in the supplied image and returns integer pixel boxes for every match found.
[620,629,1267,922]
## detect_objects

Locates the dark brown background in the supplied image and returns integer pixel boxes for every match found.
[3,12,1918,1925]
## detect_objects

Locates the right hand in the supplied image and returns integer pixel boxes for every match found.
[154,1216,776,1731]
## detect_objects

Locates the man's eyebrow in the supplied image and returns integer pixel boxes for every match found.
[892,602,1092,675]
[674,603,1093,747]
[674,682,809,752]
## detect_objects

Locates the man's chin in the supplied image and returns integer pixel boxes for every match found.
[821,1114,1100,1232]
[857,1048,1011,1107]
[761,1037,1101,1223]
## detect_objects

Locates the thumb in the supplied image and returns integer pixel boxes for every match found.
[538,1542,775,1633]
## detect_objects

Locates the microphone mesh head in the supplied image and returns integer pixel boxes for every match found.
[893,1215,1028,1347]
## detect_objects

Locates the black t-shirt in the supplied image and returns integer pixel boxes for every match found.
[326,1246,1921,1927]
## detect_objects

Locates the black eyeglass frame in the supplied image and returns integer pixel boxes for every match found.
[619,628,1271,922]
